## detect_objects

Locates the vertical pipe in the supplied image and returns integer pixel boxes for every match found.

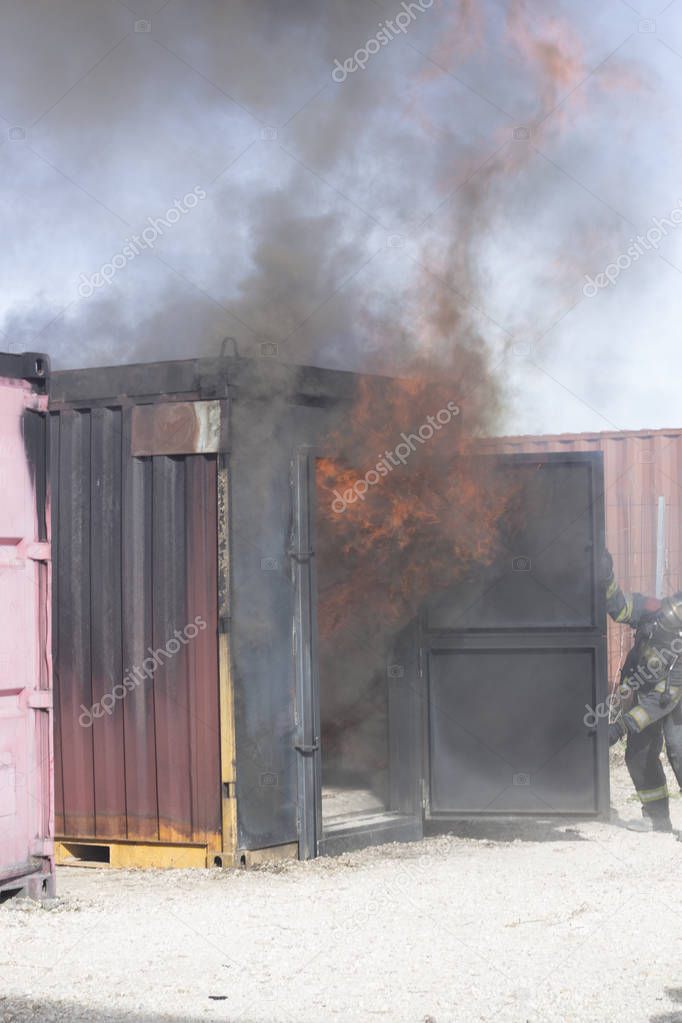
[656,495,666,598]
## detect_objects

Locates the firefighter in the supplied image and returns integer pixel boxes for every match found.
[603,550,682,833]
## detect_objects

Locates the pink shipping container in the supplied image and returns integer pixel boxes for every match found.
[485,427,682,689]
[0,352,54,899]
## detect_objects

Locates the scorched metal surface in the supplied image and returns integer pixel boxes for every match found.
[50,395,222,858]
[50,356,366,862]
[291,448,609,855]
[50,357,610,864]
[422,453,608,818]
[485,428,682,688]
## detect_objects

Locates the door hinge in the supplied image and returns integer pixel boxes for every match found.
[294,739,319,755]
[289,549,314,564]
[0,540,51,568]
[20,541,51,562]
[23,393,48,413]
[28,690,52,709]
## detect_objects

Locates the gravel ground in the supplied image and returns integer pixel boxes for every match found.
[1,755,682,1023]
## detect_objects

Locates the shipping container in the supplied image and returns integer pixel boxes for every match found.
[485,429,682,687]
[50,357,609,865]
[0,352,54,899]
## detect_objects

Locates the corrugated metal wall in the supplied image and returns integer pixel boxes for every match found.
[49,356,365,857]
[0,355,54,897]
[485,429,682,686]
[50,405,222,849]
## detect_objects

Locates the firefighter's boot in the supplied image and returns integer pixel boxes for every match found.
[627,799,673,833]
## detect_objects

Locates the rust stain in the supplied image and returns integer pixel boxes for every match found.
[131,401,221,456]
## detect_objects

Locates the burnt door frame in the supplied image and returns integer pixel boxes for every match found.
[421,450,610,821]
[291,448,322,859]
[291,447,424,859]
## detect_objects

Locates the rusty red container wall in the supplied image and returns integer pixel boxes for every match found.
[51,404,221,849]
[0,353,54,898]
[486,429,682,686]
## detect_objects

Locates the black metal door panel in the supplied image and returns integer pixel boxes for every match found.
[429,647,598,814]
[425,459,600,631]
[424,452,609,819]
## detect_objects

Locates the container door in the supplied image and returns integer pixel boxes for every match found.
[422,452,609,819]
[0,354,53,893]
[52,399,224,865]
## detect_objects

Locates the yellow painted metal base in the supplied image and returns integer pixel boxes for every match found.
[56,838,301,870]
[55,838,209,870]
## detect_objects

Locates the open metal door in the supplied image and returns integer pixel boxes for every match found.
[422,452,609,820]
[292,448,423,858]
[293,449,608,853]
[0,352,54,897]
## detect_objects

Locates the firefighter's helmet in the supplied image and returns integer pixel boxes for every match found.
[658,592,682,634]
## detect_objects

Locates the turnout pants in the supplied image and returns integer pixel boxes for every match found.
[624,684,682,822]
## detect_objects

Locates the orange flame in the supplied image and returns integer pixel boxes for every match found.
[316,375,519,640]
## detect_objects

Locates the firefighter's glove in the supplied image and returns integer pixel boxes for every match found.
[609,720,626,746]
[599,549,614,585]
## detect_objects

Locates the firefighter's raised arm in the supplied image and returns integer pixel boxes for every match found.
[600,549,661,627]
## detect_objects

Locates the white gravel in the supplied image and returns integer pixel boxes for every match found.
[1,755,682,1023]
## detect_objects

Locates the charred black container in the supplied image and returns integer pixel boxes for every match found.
[49,355,609,866]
